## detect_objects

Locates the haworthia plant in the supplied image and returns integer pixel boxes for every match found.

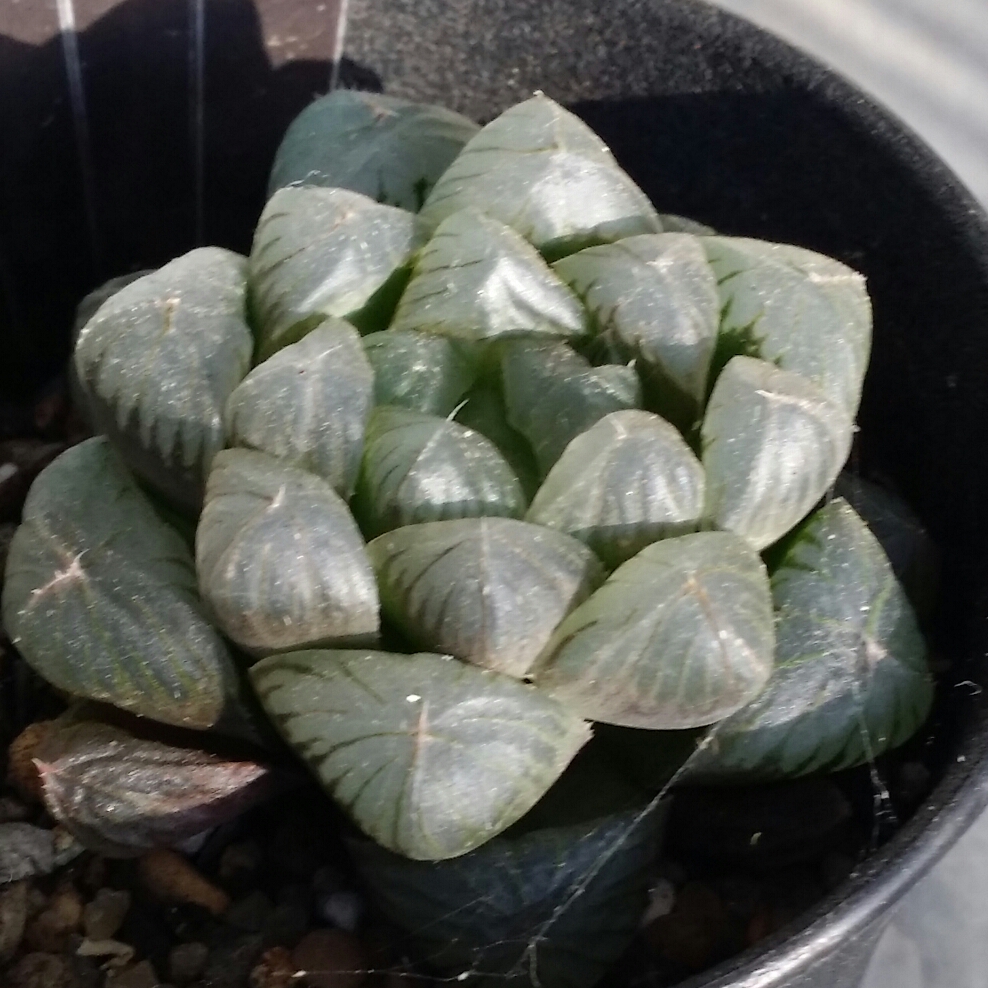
[355,406,526,537]
[249,187,427,359]
[390,209,588,344]
[268,89,479,210]
[196,449,379,655]
[2,438,236,729]
[250,649,591,859]
[368,518,604,678]
[224,319,374,498]
[687,499,934,779]
[74,249,253,513]
[526,410,705,566]
[702,355,852,550]
[501,339,642,477]
[421,94,661,258]
[553,234,719,426]
[704,237,872,416]
[531,531,775,729]
[363,330,477,416]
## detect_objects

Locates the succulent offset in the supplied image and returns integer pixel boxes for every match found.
[1,89,936,988]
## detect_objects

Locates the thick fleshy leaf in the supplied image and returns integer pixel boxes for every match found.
[531,531,775,729]
[833,473,940,619]
[249,187,426,359]
[74,249,253,512]
[501,340,642,476]
[1,438,235,729]
[268,89,479,210]
[553,234,719,422]
[526,410,705,566]
[389,209,588,344]
[224,320,373,498]
[196,449,379,655]
[704,237,872,417]
[35,720,276,857]
[363,330,476,415]
[687,499,933,779]
[368,518,604,678]
[454,383,541,499]
[354,407,526,537]
[349,804,661,988]
[657,214,716,235]
[701,356,852,550]
[421,94,661,258]
[250,649,591,860]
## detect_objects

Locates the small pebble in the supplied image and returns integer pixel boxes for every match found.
[218,841,262,890]
[139,849,230,916]
[249,946,298,988]
[84,887,131,940]
[0,879,28,961]
[201,932,265,988]
[640,878,675,926]
[644,881,732,971]
[106,959,160,988]
[317,891,363,933]
[75,937,136,968]
[226,891,274,933]
[263,898,310,949]
[25,881,84,952]
[292,929,368,988]
[168,941,209,985]
[7,951,79,988]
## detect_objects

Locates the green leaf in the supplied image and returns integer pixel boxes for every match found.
[420,94,660,258]
[833,472,940,619]
[389,209,588,344]
[225,319,373,498]
[552,234,719,422]
[1,438,235,729]
[687,498,933,779]
[73,249,253,513]
[367,518,604,678]
[249,187,426,360]
[196,449,379,655]
[250,648,591,859]
[354,406,527,537]
[454,383,541,499]
[501,340,642,476]
[703,237,872,417]
[268,89,479,210]
[530,531,775,729]
[701,356,852,551]
[363,330,476,415]
[526,409,705,567]
[348,802,661,988]
[657,214,716,235]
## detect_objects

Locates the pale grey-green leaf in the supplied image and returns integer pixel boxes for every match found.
[74,249,253,512]
[268,89,479,210]
[531,531,775,729]
[225,319,373,497]
[657,214,716,235]
[420,95,660,257]
[526,409,705,566]
[196,449,379,655]
[363,331,477,415]
[688,498,933,779]
[704,237,872,417]
[250,649,591,860]
[249,187,426,359]
[1,438,234,729]
[702,356,852,550]
[389,209,588,344]
[355,407,526,537]
[553,234,719,415]
[368,518,604,678]
[501,340,642,476]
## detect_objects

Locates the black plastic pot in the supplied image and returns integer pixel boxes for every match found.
[2,0,987,986]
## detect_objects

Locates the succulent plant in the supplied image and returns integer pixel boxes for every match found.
[1,89,937,988]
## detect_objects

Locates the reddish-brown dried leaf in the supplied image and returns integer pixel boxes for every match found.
[35,720,275,857]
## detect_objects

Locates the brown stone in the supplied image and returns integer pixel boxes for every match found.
[24,881,83,952]
[6,721,55,803]
[138,849,229,916]
[644,881,731,971]
[7,951,79,988]
[291,929,368,988]
[0,880,29,961]
[83,887,131,940]
[249,946,298,988]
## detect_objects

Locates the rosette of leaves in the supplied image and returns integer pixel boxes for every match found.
[0,89,939,988]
